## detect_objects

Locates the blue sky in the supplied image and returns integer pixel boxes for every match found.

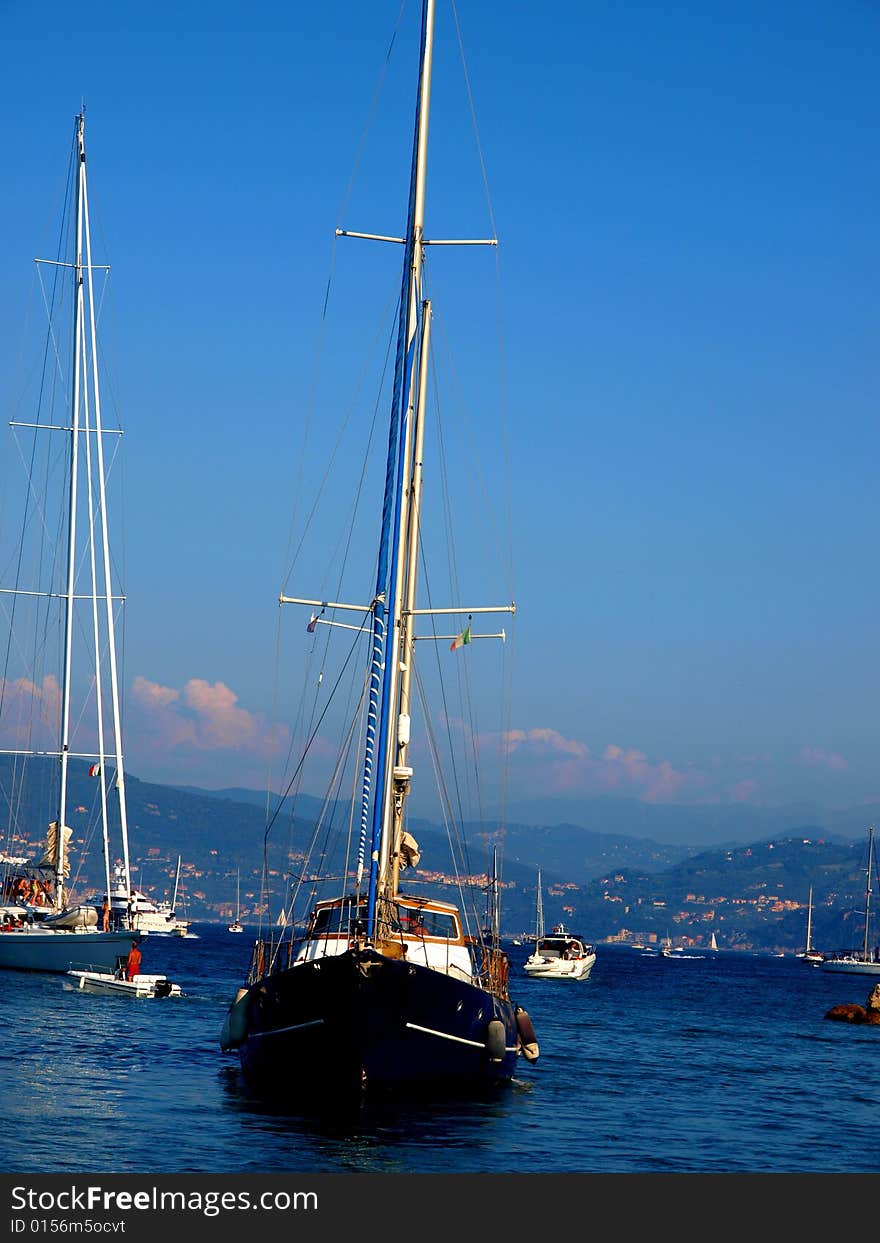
[1,0,879,820]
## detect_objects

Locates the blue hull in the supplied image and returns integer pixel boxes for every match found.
[237,948,520,1102]
[0,927,141,974]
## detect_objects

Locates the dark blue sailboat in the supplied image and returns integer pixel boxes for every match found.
[220,0,538,1102]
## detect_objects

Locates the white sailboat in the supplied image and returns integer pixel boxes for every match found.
[797,886,823,965]
[523,869,596,981]
[0,113,142,973]
[709,931,718,952]
[822,826,880,975]
[228,869,243,933]
[220,0,539,1101]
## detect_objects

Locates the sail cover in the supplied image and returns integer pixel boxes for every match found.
[399,832,421,869]
[40,822,73,876]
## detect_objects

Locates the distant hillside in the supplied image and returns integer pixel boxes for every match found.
[501,793,860,848]
[2,760,875,950]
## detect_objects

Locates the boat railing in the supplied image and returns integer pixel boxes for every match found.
[247,935,296,983]
[477,945,510,999]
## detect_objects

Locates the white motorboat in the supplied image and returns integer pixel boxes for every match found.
[67,969,181,998]
[661,934,683,958]
[523,873,596,980]
[107,858,190,937]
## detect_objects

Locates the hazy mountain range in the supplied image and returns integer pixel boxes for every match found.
[2,759,875,950]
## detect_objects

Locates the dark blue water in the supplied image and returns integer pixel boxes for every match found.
[2,931,878,1174]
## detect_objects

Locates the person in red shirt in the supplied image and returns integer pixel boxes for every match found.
[125,941,142,981]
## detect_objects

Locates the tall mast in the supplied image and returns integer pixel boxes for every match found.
[363,0,436,938]
[863,825,874,963]
[81,115,132,902]
[54,114,87,910]
[806,885,813,954]
[171,855,182,912]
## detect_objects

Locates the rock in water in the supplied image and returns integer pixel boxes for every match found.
[825,982,880,1025]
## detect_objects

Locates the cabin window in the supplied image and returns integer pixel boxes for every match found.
[311,899,367,937]
[399,907,458,939]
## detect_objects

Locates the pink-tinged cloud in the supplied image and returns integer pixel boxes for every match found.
[0,676,61,747]
[731,779,760,803]
[504,728,588,758]
[499,728,697,803]
[132,676,180,709]
[799,746,847,772]
[131,676,289,759]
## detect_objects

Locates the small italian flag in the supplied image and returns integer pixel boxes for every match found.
[450,625,472,652]
[88,763,102,778]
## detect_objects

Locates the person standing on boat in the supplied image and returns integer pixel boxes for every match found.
[125,941,142,981]
[101,898,111,932]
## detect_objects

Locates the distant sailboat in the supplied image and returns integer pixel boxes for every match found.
[797,886,823,965]
[709,931,718,952]
[821,826,880,974]
[228,869,243,934]
[0,113,142,974]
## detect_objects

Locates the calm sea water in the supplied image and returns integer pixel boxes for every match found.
[1,930,878,1175]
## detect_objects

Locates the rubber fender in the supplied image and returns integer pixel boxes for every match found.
[515,1005,539,1061]
[485,1018,507,1062]
[219,986,250,1050]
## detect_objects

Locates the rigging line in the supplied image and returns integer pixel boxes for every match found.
[413,667,481,945]
[421,340,482,828]
[280,0,407,595]
[427,297,512,599]
[412,664,467,881]
[450,0,498,241]
[415,541,471,863]
[0,163,72,731]
[276,534,374,874]
[497,608,515,867]
[284,660,365,899]
[335,0,409,233]
[267,689,366,969]
[493,244,514,595]
[273,287,401,891]
[280,280,400,597]
[260,604,373,872]
[314,293,399,602]
[285,681,365,934]
[286,665,370,937]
